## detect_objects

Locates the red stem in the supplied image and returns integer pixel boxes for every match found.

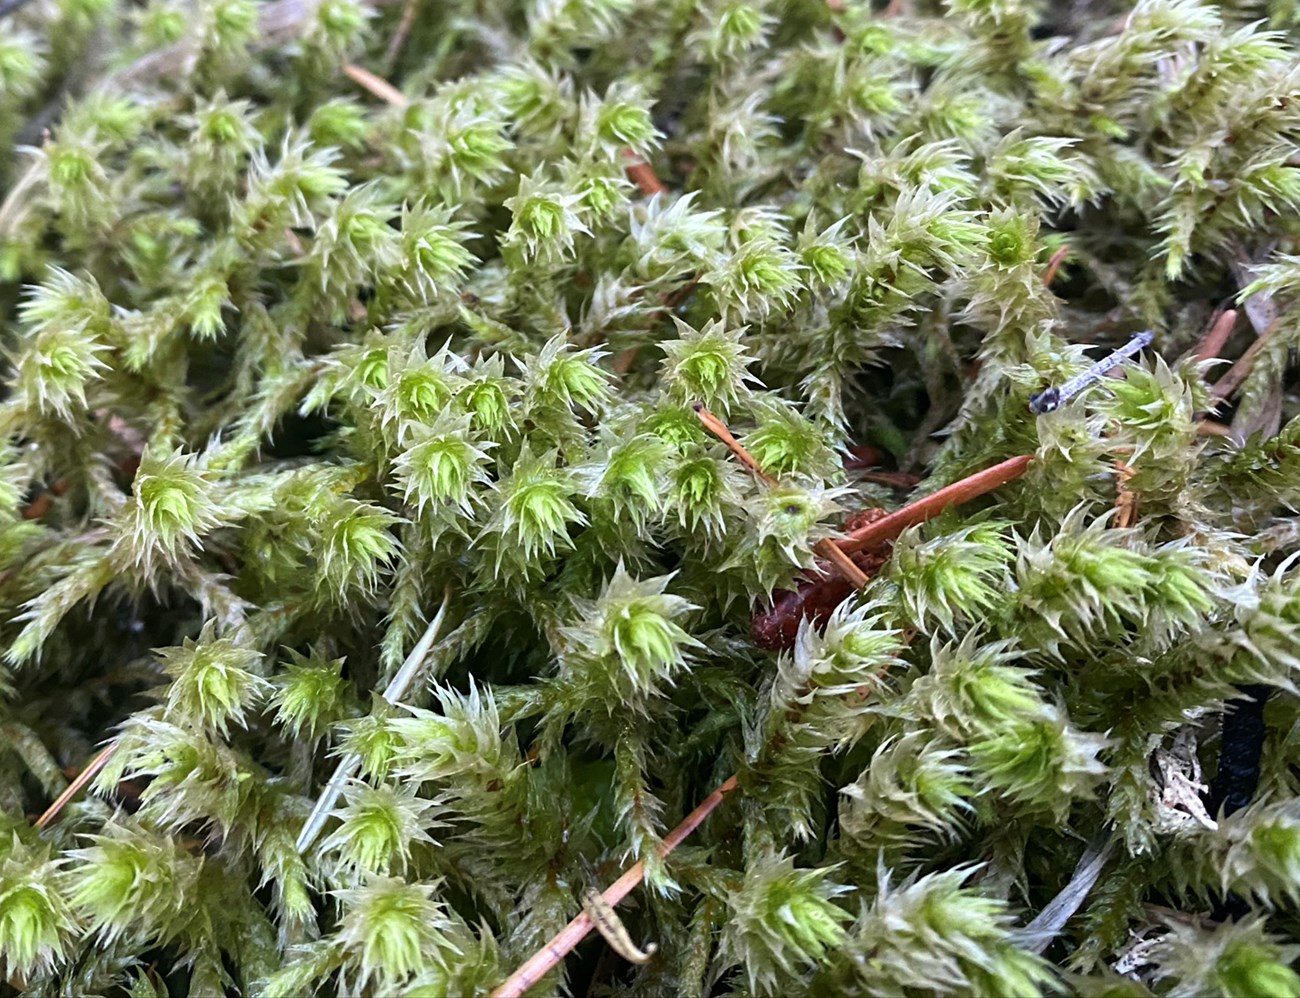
[836,455,1034,556]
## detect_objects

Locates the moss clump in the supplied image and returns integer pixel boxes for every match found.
[3,0,1300,995]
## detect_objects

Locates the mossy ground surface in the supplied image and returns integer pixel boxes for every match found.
[3,0,1300,995]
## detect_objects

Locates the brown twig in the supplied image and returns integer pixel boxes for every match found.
[815,537,871,588]
[622,150,667,198]
[610,348,641,374]
[34,742,117,829]
[1043,245,1071,288]
[1194,308,1238,364]
[343,63,409,108]
[692,405,869,588]
[490,775,741,998]
[382,0,419,67]
[692,404,773,483]
[754,455,1033,650]
[1211,318,1278,401]
[836,454,1034,556]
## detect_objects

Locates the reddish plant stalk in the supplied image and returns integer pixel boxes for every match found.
[622,150,668,197]
[836,454,1033,556]
[1211,318,1279,401]
[35,742,117,829]
[490,775,741,998]
[753,455,1034,650]
[1195,308,1238,364]
[343,63,408,107]
[1043,245,1071,287]
[692,405,869,588]
[493,446,1034,985]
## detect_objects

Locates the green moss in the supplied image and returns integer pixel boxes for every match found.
[3,0,1300,994]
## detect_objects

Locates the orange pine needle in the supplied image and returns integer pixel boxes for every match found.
[817,538,871,589]
[343,63,409,108]
[692,404,774,484]
[490,775,740,998]
[1211,318,1277,401]
[1194,308,1237,364]
[35,742,117,830]
[836,454,1033,556]
[1114,460,1138,529]
[692,405,869,588]
[1043,246,1070,287]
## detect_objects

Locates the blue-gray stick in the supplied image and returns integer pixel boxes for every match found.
[1029,331,1154,415]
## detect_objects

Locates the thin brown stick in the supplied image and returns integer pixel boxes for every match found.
[692,404,773,484]
[382,0,419,66]
[622,150,667,198]
[692,406,870,588]
[1211,319,1278,401]
[1194,308,1237,364]
[343,63,409,108]
[35,742,117,829]
[836,454,1034,556]
[1043,246,1070,287]
[816,539,871,588]
[1196,420,1231,437]
[490,775,741,998]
